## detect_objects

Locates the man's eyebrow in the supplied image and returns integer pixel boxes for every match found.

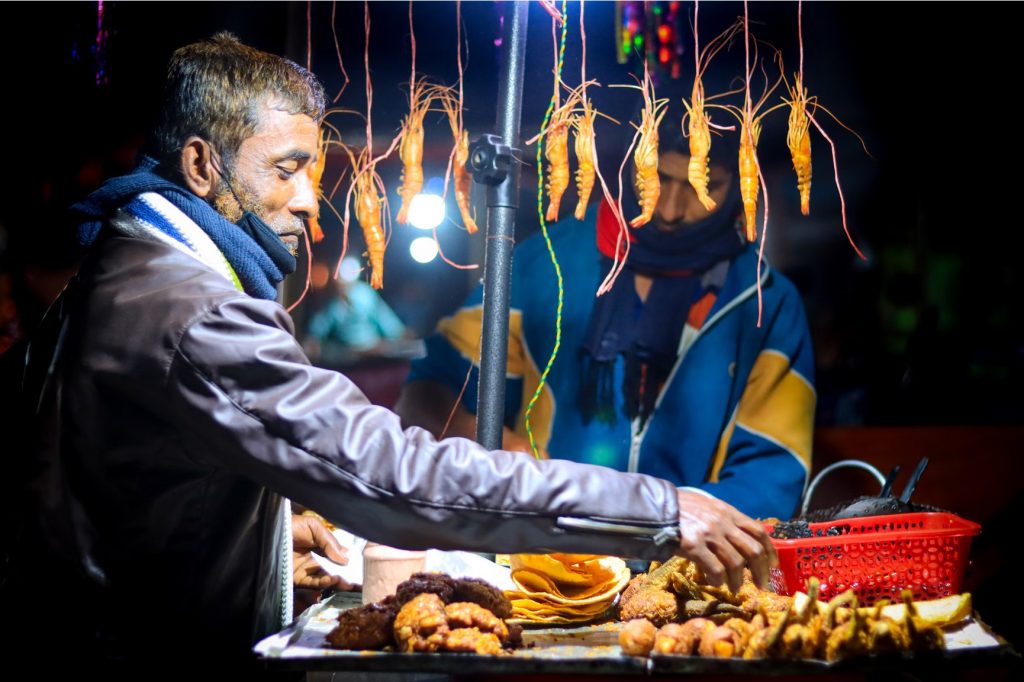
[274,150,312,164]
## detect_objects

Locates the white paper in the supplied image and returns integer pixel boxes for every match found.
[310,530,513,592]
[311,528,367,586]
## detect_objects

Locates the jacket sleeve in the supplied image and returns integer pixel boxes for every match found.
[698,282,815,520]
[165,295,680,560]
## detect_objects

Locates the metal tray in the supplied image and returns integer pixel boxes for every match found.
[255,592,1019,675]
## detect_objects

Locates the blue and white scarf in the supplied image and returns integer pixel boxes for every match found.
[70,156,294,300]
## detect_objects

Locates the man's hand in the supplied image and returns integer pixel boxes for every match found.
[674,490,778,593]
[291,514,354,591]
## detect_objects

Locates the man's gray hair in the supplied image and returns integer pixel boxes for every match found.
[154,32,326,172]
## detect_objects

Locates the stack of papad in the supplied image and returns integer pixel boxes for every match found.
[504,553,631,624]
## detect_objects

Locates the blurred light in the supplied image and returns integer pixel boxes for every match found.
[339,256,361,282]
[408,177,446,230]
[657,25,671,43]
[310,262,330,289]
[659,46,671,64]
[409,237,439,264]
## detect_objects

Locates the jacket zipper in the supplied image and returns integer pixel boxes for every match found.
[556,517,680,545]
[625,265,769,475]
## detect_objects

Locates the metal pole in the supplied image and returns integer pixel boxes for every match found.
[474,2,529,450]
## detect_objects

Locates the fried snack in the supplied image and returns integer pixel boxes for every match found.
[395,572,457,606]
[445,602,510,643]
[394,593,450,653]
[619,618,658,656]
[452,577,513,619]
[698,624,745,658]
[619,574,683,626]
[653,618,716,656]
[444,628,504,655]
[325,602,397,650]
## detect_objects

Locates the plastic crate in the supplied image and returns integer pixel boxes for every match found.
[766,512,981,606]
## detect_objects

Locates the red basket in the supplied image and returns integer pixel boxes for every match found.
[766,512,981,606]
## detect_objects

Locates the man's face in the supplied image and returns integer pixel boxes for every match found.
[212,104,319,255]
[651,150,732,232]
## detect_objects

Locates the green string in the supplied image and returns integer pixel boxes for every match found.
[523,0,570,459]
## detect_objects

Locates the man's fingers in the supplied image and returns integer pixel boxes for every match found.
[731,513,779,569]
[311,520,350,565]
[681,546,727,589]
[707,536,746,594]
[727,526,771,590]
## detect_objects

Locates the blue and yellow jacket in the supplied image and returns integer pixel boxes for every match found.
[408,217,815,520]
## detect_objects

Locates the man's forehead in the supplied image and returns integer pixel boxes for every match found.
[244,105,318,154]
[659,151,731,174]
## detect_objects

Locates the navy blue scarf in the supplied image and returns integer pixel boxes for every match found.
[580,177,744,425]
[70,156,296,300]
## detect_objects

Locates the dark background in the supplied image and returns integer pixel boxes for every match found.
[3,1,1021,427]
[1,0,1021,650]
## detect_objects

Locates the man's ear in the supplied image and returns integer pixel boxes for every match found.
[179,137,219,199]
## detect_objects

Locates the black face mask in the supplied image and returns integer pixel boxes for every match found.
[212,155,297,276]
[235,211,297,275]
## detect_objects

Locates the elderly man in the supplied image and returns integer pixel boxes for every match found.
[4,34,773,670]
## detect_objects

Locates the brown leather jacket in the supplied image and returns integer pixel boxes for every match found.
[6,234,680,661]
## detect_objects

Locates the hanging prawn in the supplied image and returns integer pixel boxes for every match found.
[439,89,478,234]
[307,127,330,242]
[718,34,781,242]
[681,18,741,211]
[395,77,435,225]
[543,96,575,222]
[786,73,813,216]
[524,86,583,223]
[738,114,764,242]
[354,160,385,289]
[620,66,668,228]
[453,129,477,234]
[572,99,597,220]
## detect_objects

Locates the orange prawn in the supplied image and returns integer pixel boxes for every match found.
[542,98,574,222]
[354,162,385,289]
[719,42,781,243]
[621,66,668,228]
[771,0,869,259]
[526,85,584,223]
[572,99,597,220]
[439,91,478,234]
[343,146,387,290]
[452,129,476,234]
[787,73,813,216]
[307,127,330,242]
[395,77,434,225]
[681,19,742,211]
[738,115,764,242]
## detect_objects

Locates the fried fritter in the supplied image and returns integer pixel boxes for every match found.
[444,627,504,655]
[619,618,657,656]
[395,572,457,606]
[452,577,513,619]
[394,593,451,653]
[325,602,397,650]
[445,602,510,643]
[653,618,715,656]
[618,574,682,626]
[697,624,744,658]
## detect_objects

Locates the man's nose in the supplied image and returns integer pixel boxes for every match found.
[656,180,690,223]
[289,171,319,218]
